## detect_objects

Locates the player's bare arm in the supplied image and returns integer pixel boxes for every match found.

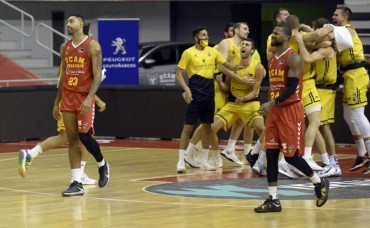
[302,26,333,44]
[95,95,106,112]
[216,39,230,59]
[175,67,192,104]
[294,33,334,63]
[236,63,264,103]
[220,65,255,86]
[80,40,102,114]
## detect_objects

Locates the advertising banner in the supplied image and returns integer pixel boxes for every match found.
[98,18,139,85]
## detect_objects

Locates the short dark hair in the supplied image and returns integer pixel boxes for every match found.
[83,22,90,35]
[337,5,352,20]
[192,26,207,38]
[224,22,234,33]
[245,38,255,49]
[276,24,292,38]
[285,15,300,30]
[233,22,248,30]
[273,8,288,21]
[68,14,85,23]
[312,18,329,29]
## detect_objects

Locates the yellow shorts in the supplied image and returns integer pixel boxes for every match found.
[317,88,336,125]
[214,80,228,114]
[215,101,263,131]
[302,79,321,112]
[342,67,369,108]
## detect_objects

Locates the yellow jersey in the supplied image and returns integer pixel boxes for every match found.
[178,45,226,79]
[231,58,259,98]
[337,23,366,68]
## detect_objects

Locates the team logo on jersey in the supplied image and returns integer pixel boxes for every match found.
[112,37,127,55]
[279,60,285,65]
[78,48,84,53]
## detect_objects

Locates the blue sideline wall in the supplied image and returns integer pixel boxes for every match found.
[0,85,366,144]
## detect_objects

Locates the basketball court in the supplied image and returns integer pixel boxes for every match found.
[0,138,368,227]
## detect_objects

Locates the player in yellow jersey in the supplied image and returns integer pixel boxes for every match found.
[285,15,324,172]
[18,23,107,185]
[182,23,235,169]
[175,26,240,173]
[293,17,342,177]
[216,22,262,167]
[183,22,261,169]
[210,38,266,171]
[332,6,370,173]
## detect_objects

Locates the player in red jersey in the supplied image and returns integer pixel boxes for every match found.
[53,14,109,196]
[254,24,329,213]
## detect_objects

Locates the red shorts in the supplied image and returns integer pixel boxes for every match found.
[60,89,95,133]
[265,101,304,157]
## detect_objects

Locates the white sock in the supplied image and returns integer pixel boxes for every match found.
[185,143,196,156]
[97,159,105,168]
[320,153,330,165]
[364,140,370,157]
[81,161,87,173]
[244,144,252,155]
[251,140,261,155]
[71,168,82,183]
[257,150,266,165]
[268,186,278,199]
[226,139,237,151]
[309,172,321,184]
[29,144,43,158]
[279,155,286,163]
[329,155,337,166]
[178,150,186,162]
[355,139,367,157]
[304,147,312,158]
[202,149,210,163]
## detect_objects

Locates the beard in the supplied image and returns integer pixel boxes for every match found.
[271,40,282,46]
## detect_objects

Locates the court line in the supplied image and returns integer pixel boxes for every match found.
[0,147,145,162]
[0,186,368,211]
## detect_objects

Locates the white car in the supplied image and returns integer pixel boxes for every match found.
[139,41,193,86]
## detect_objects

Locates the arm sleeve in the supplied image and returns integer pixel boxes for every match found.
[274,77,299,104]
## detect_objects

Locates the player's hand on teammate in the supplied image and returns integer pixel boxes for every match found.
[241,77,255,86]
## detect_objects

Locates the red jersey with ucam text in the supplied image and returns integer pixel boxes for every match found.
[62,36,93,93]
[269,48,303,105]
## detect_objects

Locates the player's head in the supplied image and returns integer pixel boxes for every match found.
[233,22,249,39]
[273,8,290,24]
[192,26,209,48]
[66,14,84,35]
[223,22,235,38]
[312,18,329,30]
[285,15,300,30]
[271,24,291,47]
[240,38,255,58]
[333,5,352,25]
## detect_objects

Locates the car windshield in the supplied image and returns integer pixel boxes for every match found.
[139,45,156,58]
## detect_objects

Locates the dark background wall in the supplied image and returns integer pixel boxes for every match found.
[0,86,365,144]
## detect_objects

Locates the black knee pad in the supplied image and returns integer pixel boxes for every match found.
[79,129,93,145]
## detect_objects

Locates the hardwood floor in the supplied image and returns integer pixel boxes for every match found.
[0,139,369,227]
